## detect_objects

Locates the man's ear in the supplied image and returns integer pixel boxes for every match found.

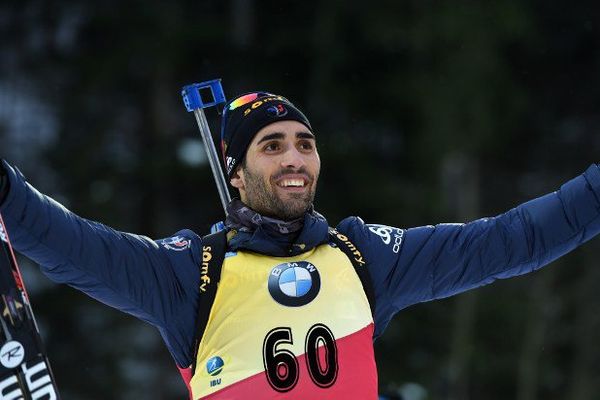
[229,167,245,191]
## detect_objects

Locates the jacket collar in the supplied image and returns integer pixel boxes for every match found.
[224,199,330,257]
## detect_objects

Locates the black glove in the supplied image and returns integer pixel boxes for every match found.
[0,160,9,205]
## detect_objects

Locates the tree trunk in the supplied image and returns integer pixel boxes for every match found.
[307,0,342,111]
[565,244,600,400]
[516,263,558,400]
[441,153,480,400]
[230,0,254,48]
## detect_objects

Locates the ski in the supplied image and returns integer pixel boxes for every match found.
[0,213,59,399]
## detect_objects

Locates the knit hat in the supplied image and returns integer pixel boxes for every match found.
[220,92,312,179]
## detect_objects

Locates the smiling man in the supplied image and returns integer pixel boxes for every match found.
[231,120,319,220]
[2,92,600,400]
[220,93,321,221]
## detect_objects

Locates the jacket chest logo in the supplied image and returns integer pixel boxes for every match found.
[267,261,321,307]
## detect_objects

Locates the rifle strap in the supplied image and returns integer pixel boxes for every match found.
[190,229,227,375]
[328,228,376,320]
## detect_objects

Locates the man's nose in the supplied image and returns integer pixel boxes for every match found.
[280,147,306,170]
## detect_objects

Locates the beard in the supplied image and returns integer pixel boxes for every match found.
[241,165,317,221]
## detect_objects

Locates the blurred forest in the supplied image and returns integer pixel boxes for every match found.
[1,1,600,399]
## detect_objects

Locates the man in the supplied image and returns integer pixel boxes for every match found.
[1,91,600,399]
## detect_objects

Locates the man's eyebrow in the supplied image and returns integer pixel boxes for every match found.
[256,131,315,145]
[256,132,285,145]
[297,131,315,140]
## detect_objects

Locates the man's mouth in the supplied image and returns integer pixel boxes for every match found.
[278,179,306,188]
[274,174,310,190]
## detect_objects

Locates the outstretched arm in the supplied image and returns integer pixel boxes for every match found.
[340,164,600,337]
[0,160,201,365]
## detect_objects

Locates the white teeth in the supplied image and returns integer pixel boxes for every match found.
[281,179,304,187]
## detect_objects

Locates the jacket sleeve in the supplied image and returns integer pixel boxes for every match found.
[339,164,600,338]
[0,160,201,362]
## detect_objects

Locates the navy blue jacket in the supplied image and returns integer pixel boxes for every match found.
[2,159,600,369]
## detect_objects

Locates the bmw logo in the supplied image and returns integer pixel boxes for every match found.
[206,356,224,376]
[268,261,320,307]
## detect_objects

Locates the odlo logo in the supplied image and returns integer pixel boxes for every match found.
[268,261,321,307]
[368,224,404,254]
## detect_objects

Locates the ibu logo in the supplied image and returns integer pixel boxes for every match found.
[268,261,321,307]
[206,356,224,376]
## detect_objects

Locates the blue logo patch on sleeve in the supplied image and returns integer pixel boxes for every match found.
[161,236,191,251]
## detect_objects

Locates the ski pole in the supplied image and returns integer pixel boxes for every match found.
[0,213,60,399]
[181,79,230,216]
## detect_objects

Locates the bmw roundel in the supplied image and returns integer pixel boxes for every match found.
[268,261,320,307]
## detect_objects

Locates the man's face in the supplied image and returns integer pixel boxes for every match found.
[230,120,321,220]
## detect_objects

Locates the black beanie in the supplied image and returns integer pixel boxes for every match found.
[220,92,312,179]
